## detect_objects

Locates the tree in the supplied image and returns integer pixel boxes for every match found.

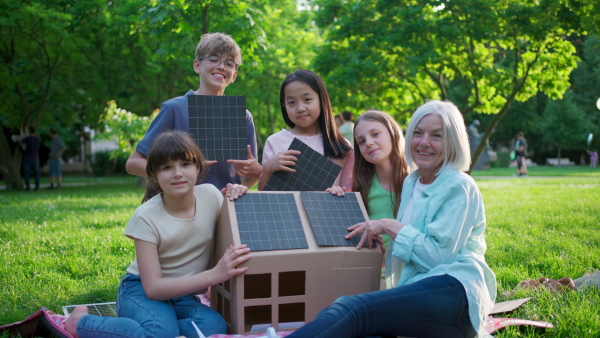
[310,0,584,171]
[0,0,280,189]
[541,90,590,164]
[0,0,74,189]
[229,1,321,153]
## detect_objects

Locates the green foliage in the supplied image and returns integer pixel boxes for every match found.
[0,0,289,188]
[95,100,157,160]
[311,0,583,116]
[230,1,321,150]
[310,0,584,172]
[541,90,591,155]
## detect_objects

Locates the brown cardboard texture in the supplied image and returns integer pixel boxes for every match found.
[211,191,383,334]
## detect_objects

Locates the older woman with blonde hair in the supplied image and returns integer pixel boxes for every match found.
[289,100,497,338]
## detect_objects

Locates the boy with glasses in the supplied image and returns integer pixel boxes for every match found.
[126,32,262,190]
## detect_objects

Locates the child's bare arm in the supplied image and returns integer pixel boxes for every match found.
[258,150,301,190]
[135,239,251,300]
[125,150,149,177]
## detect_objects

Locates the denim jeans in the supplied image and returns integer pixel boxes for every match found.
[76,274,226,337]
[288,274,476,338]
[22,157,40,190]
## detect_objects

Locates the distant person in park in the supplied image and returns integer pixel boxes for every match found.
[18,127,42,191]
[259,70,354,191]
[339,110,355,141]
[334,114,343,128]
[588,149,598,168]
[514,131,528,177]
[288,100,497,338]
[65,131,251,338]
[125,32,262,190]
[48,128,66,190]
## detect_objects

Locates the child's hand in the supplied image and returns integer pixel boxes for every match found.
[222,183,248,201]
[213,244,251,283]
[263,150,301,174]
[326,185,346,197]
[227,145,263,178]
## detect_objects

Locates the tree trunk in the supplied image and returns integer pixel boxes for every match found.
[557,147,562,167]
[0,128,24,190]
[470,106,510,173]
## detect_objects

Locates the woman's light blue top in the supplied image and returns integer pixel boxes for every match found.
[386,168,497,336]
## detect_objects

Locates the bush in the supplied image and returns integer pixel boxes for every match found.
[491,151,511,168]
[92,150,114,177]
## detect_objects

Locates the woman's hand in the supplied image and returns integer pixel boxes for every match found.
[262,150,301,174]
[326,185,346,196]
[346,219,404,250]
[221,183,248,201]
[212,244,251,284]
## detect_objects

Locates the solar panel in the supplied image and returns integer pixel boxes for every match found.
[63,302,117,317]
[188,95,247,161]
[264,138,342,191]
[300,192,365,247]
[234,193,308,251]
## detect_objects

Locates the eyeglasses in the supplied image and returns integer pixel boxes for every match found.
[197,56,239,70]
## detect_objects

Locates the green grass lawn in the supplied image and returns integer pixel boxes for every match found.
[471,165,600,177]
[1,172,599,337]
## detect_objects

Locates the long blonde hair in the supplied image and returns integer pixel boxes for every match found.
[352,110,410,217]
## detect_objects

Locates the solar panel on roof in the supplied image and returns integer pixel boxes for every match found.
[264,138,341,191]
[234,193,308,251]
[300,192,365,247]
[188,95,247,161]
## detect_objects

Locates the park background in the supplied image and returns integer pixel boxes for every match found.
[1,0,600,185]
[1,1,600,337]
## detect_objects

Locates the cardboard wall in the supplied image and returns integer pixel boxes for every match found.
[212,192,383,334]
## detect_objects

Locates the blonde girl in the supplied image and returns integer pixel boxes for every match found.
[328,110,411,248]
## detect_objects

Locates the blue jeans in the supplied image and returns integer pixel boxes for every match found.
[22,157,40,190]
[288,274,476,338]
[76,274,226,338]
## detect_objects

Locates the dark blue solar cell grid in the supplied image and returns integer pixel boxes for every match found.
[264,138,341,191]
[234,193,308,251]
[188,95,247,161]
[300,192,365,247]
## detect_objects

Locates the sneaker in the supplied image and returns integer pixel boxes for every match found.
[513,173,518,177]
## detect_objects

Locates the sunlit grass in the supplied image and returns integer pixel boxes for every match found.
[471,165,600,177]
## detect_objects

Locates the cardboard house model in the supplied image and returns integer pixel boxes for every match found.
[211,191,383,334]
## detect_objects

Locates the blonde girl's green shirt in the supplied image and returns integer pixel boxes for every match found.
[367,172,396,248]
